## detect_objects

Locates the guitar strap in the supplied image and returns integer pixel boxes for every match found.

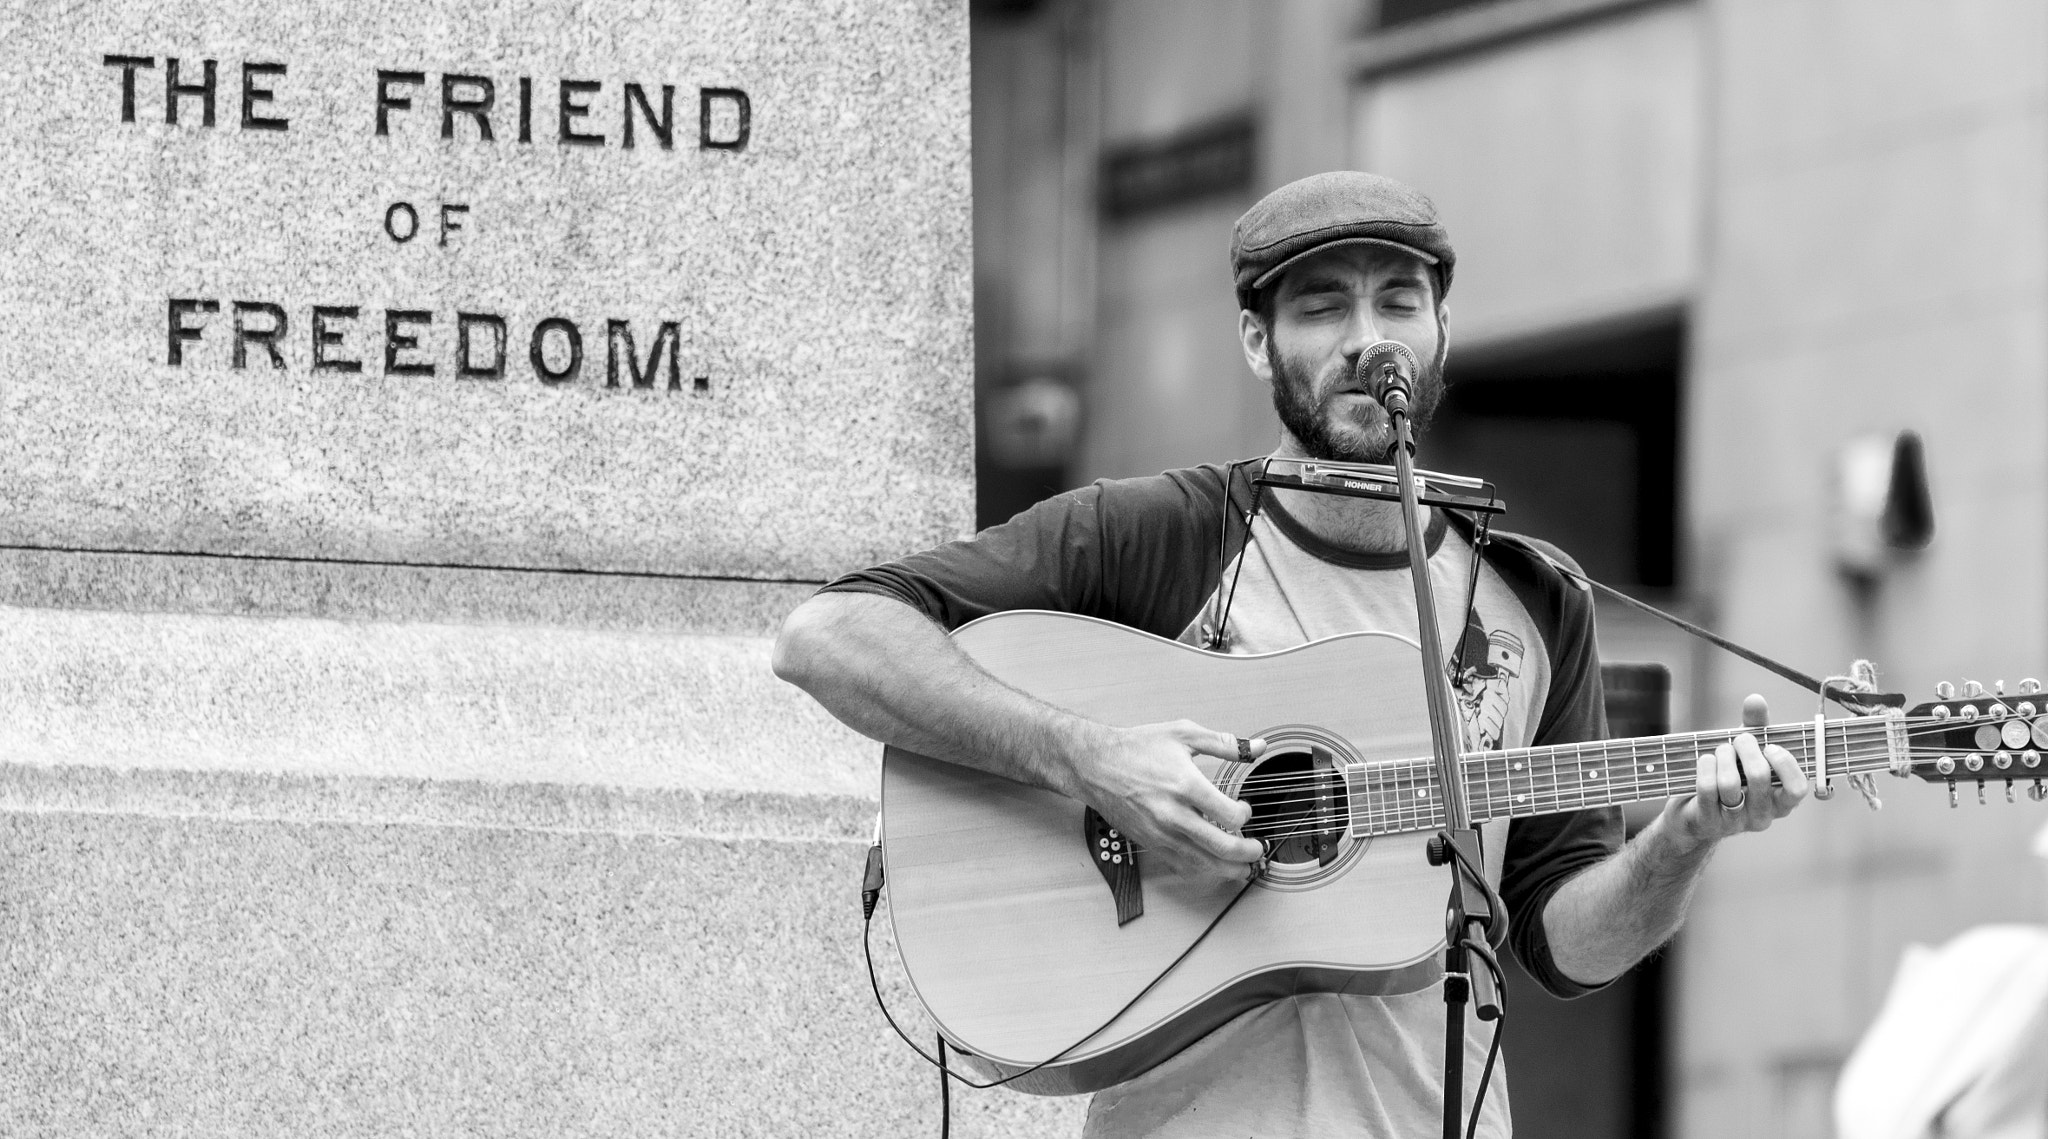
[1197,458,1270,652]
[1475,525,1906,713]
[1205,458,1492,671]
[1205,461,1903,712]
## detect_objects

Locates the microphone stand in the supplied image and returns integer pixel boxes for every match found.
[1380,384,1496,1139]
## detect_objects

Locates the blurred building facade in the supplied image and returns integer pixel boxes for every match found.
[972,1,2048,1136]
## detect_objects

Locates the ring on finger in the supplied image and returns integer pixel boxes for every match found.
[1718,790,1747,811]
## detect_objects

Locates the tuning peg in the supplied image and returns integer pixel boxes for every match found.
[1937,681,1957,700]
[1965,680,1988,698]
[2008,780,2018,804]
[1998,680,2009,695]
[1949,780,1960,808]
[2021,702,2038,718]
[2032,781,2048,802]
[2021,678,2042,695]
[1936,756,1957,775]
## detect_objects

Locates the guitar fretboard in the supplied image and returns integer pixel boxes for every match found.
[1341,718,1907,837]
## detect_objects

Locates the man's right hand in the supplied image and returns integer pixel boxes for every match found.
[774,594,1265,885]
[1070,720,1266,885]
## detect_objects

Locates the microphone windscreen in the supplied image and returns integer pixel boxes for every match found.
[1356,340,1419,403]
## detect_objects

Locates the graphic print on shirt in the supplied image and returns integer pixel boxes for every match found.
[1448,611,1526,752]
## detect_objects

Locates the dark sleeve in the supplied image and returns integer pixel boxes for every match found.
[816,465,1242,637]
[1492,535,1627,998]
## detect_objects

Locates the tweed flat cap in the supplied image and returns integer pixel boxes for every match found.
[1231,171,1455,309]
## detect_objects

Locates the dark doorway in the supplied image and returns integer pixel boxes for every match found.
[1433,313,1683,1139]
[1422,314,1684,589]
[1499,948,1668,1139]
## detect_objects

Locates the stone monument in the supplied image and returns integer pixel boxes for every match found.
[0,2,1082,1133]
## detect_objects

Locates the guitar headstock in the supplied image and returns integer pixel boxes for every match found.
[1904,677,2048,804]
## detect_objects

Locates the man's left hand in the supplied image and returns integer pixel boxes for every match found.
[1661,693,1811,847]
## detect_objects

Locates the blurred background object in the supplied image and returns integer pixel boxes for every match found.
[969,0,2047,1136]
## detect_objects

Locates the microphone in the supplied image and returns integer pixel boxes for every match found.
[1356,340,1419,417]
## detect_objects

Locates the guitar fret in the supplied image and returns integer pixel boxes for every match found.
[1627,738,1641,806]
[1583,741,1603,808]
[1541,747,1559,814]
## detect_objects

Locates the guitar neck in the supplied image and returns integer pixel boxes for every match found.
[1342,717,1905,836]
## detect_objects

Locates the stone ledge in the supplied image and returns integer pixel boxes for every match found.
[0,761,876,843]
[0,546,824,636]
[0,603,878,797]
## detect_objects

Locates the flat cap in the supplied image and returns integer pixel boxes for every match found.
[1231,171,1455,309]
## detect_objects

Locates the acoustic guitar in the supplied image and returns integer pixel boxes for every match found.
[878,609,2032,1095]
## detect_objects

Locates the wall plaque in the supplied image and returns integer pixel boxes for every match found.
[0,1,972,580]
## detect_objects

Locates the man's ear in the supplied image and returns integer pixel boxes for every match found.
[1239,308,1275,385]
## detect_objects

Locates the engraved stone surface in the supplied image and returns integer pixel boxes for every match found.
[0,0,972,581]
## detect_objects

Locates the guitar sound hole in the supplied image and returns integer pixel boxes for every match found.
[1240,748,1348,868]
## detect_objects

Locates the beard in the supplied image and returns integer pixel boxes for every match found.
[1268,338,1444,464]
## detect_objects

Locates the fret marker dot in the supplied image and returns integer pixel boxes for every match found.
[1646,764,1657,773]
[1415,789,1427,799]
[1512,762,1524,771]
[1515,794,1528,803]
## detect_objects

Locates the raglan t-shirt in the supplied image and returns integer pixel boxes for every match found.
[823,460,1623,1139]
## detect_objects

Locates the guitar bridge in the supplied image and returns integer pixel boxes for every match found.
[1083,808,1144,926]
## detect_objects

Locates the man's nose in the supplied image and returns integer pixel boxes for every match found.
[1339,308,1387,360]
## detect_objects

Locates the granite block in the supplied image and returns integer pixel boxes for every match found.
[0,603,877,797]
[0,0,973,581]
[0,775,1088,1138]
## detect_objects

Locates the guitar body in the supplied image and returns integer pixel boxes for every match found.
[880,610,1457,1095]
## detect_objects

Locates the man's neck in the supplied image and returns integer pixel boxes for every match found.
[1268,444,1433,557]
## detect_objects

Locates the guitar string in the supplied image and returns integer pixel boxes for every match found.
[1109,717,2010,854]
[1207,716,1977,800]
[1200,721,1910,805]
[1114,730,1906,854]
[1157,717,1999,840]
[1358,723,2018,835]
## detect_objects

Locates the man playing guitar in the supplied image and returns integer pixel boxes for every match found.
[774,171,1807,1138]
